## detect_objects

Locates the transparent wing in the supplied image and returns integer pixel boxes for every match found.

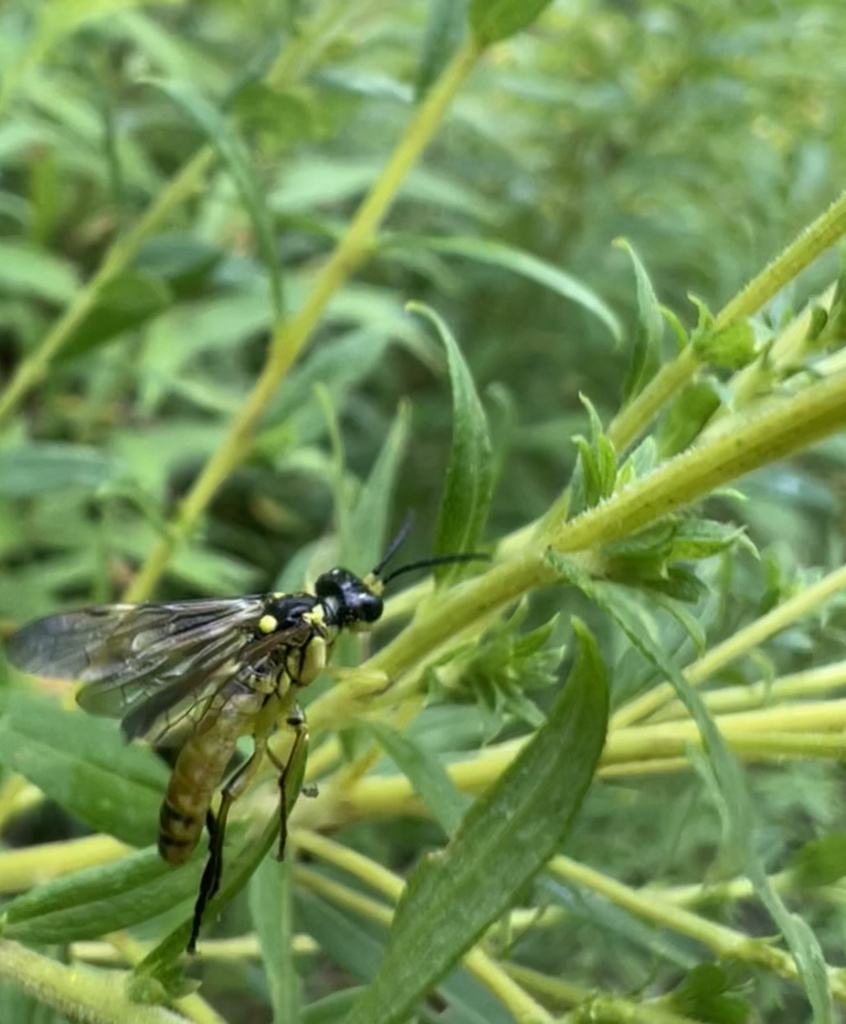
[6,597,268,737]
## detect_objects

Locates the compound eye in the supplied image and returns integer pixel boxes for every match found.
[358,592,383,624]
[314,574,339,602]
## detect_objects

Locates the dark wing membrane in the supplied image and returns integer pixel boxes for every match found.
[131,645,282,746]
[7,598,267,735]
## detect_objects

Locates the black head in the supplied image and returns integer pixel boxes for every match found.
[315,567,384,630]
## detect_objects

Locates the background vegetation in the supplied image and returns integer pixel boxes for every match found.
[3,1,846,1022]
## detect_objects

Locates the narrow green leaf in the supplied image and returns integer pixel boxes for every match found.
[151,79,284,321]
[395,236,620,340]
[296,889,386,984]
[366,721,468,835]
[615,239,664,402]
[261,328,396,441]
[250,859,300,1024]
[669,520,748,561]
[0,444,124,497]
[657,380,723,457]
[0,977,61,1024]
[342,619,608,1024]
[469,0,556,45]
[542,879,698,970]
[346,401,411,576]
[57,272,172,361]
[0,242,78,303]
[0,693,166,847]
[549,554,833,1024]
[669,963,750,1024]
[3,846,200,943]
[132,234,222,298]
[408,303,493,584]
[303,989,365,1024]
[789,833,846,888]
[651,593,707,655]
[416,0,468,99]
[569,395,617,517]
[297,887,517,1024]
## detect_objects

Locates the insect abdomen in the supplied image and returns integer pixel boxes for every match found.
[158,694,263,864]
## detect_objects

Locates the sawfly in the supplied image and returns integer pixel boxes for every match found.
[7,521,486,951]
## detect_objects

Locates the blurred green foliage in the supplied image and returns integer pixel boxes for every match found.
[3,1,846,1023]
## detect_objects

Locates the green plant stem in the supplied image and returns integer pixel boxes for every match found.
[606,186,846,455]
[309,368,846,734]
[0,940,188,1024]
[649,658,846,722]
[316,721,846,826]
[705,283,836,434]
[103,934,228,1024]
[546,856,846,1003]
[503,963,701,1024]
[71,934,318,964]
[0,0,380,429]
[498,963,591,1010]
[0,834,128,894]
[307,549,553,731]
[607,346,702,455]
[0,149,213,427]
[294,828,404,902]
[647,872,787,908]
[124,37,483,601]
[612,561,846,728]
[546,370,846,552]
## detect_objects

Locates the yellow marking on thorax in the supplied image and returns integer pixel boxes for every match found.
[258,614,278,634]
[304,605,325,627]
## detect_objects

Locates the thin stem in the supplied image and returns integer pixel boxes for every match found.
[0,150,213,427]
[647,659,846,722]
[606,186,846,455]
[0,834,129,894]
[71,934,317,964]
[124,37,482,601]
[104,934,227,1024]
[0,0,382,428]
[293,829,403,901]
[703,282,836,436]
[546,856,846,1002]
[335,725,846,824]
[612,562,846,729]
[0,940,188,1024]
[504,963,701,1024]
[306,549,553,733]
[545,370,846,553]
[309,369,846,735]
[0,774,31,832]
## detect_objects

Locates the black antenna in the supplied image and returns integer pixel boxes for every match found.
[371,511,416,577]
[381,552,490,587]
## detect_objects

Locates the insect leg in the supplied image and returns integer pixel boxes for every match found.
[187,729,272,953]
[268,704,309,861]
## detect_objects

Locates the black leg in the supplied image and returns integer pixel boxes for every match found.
[186,739,266,954]
[188,801,234,954]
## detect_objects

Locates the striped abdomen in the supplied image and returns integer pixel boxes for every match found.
[158,690,265,864]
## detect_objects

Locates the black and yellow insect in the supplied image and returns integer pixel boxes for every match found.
[6,530,484,951]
